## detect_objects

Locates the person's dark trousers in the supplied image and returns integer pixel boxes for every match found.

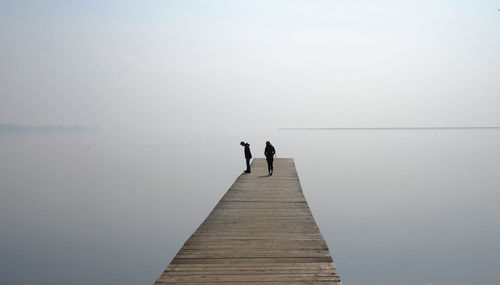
[266,157,273,173]
[246,158,251,172]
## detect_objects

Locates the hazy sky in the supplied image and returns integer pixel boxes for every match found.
[1,0,500,132]
[2,3,500,284]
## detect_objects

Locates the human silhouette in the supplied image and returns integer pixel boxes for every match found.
[240,141,252,173]
[264,141,276,175]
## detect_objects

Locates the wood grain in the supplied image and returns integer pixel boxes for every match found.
[155,158,342,284]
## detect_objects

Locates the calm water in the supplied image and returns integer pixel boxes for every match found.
[1,129,499,285]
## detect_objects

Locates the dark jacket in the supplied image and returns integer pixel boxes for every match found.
[265,145,275,158]
[244,143,252,159]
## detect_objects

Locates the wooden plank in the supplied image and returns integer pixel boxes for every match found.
[154,158,342,284]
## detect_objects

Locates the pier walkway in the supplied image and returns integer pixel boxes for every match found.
[155,158,342,284]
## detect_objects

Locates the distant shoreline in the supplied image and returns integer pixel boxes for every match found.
[0,124,98,132]
[279,126,500,131]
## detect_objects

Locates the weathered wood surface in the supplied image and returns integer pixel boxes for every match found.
[155,158,342,284]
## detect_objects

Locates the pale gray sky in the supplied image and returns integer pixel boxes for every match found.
[1,0,500,132]
[2,2,500,284]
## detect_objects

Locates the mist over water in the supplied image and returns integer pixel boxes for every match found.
[285,129,500,285]
[1,129,499,285]
[2,1,500,284]
[0,129,239,285]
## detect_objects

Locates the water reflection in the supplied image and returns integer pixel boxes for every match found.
[1,129,499,285]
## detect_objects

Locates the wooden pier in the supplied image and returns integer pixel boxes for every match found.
[155,158,342,284]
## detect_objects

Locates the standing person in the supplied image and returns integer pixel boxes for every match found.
[264,141,276,176]
[240,141,252,173]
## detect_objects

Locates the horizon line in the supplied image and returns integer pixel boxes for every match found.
[279,126,500,131]
[0,124,98,131]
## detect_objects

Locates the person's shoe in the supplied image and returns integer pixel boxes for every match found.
[244,170,251,173]
[270,172,272,176]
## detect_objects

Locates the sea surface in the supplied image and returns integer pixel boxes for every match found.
[1,128,499,285]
